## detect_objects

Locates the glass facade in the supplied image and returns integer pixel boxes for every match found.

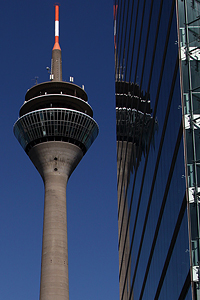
[177,0,200,298]
[114,0,200,299]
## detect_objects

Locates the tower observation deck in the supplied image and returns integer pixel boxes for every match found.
[13,5,98,300]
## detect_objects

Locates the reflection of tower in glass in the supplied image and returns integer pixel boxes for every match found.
[116,81,156,300]
[13,5,98,300]
[116,81,155,168]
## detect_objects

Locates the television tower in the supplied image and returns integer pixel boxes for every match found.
[13,5,98,300]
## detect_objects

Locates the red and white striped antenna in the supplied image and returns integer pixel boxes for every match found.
[53,3,61,50]
[51,3,62,81]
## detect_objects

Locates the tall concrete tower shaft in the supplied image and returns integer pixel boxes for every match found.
[13,5,98,300]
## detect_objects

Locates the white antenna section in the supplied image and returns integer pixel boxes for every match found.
[70,76,74,82]
[82,85,85,90]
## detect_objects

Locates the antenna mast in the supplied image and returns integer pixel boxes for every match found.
[50,4,62,81]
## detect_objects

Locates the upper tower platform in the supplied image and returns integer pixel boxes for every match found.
[20,81,93,117]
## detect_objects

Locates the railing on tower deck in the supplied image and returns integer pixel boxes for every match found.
[14,108,99,154]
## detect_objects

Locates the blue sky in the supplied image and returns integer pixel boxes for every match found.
[0,1,118,299]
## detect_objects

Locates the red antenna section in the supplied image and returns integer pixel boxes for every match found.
[53,4,61,50]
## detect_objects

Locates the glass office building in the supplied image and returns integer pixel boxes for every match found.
[114,0,200,299]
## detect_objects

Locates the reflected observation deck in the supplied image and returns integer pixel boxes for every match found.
[116,81,156,167]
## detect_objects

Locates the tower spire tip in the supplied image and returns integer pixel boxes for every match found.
[53,4,61,50]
